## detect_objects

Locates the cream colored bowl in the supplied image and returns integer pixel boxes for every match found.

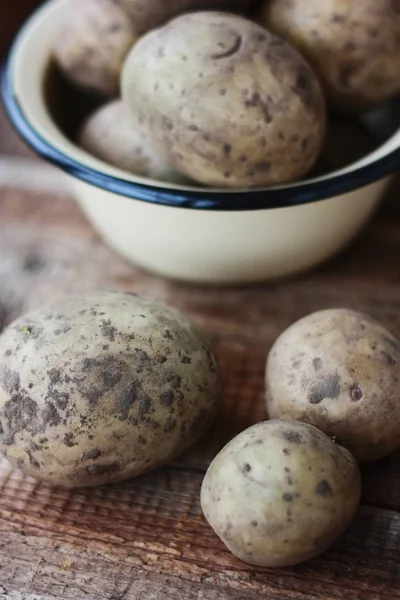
[2,0,400,284]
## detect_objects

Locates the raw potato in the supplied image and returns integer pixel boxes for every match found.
[201,420,361,567]
[116,0,255,34]
[122,12,326,188]
[79,100,188,183]
[266,309,400,463]
[0,292,221,487]
[54,0,138,97]
[259,0,400,113]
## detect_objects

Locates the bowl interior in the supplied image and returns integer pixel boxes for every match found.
[6,0,400,201]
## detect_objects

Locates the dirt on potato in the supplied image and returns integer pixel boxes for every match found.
[0,291,221,487]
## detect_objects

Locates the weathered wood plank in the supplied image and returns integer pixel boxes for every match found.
[1,187,400,344]
[1,182,400,599]
[1,464,400,600]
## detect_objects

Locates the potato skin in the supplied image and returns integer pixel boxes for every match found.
[259,0,400,113]
[116,0,255,34]
[201,420,360,567]
[266,309,400,463]
[0,292,220,487]
[79,100,188,183]
[122,12,326,188]
[54,0,137,97]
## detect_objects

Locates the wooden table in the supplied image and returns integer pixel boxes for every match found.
[0,166,400,599]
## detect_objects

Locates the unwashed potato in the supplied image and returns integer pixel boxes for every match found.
[116,0,255,34]
[201,420,361,567]
[122,11,326,188]
[53,0,138,97]
[266,309,400,463]
[0,292,221,487]
[79,100,188,183]
[259,0,400,113]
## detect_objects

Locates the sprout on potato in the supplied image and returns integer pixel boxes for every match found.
[266,309,400,463]
[201,420,361,567]
[79,100,189,183]
[54,0,138,97]
[0,292,221,487]
[122,11,326,188]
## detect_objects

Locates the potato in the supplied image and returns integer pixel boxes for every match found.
[259,0,400,113]
[0,292,220,487]
[53,0,138,97]
[122,12,326,188]
[266,309,400,463]
[116,0,255,34]
[79,100,188,183]
[201,420,361,567]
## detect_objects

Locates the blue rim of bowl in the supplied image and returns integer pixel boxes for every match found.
[2,5,400,211]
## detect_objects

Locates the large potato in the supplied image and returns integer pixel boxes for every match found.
[116,0,255,34]
[54,0,138,97]
[79,100,188,183]
[201,420,361,567]
[266,309,400,462]
[122,12,326,188]
[0,292,220,487]
[259,0,400,113]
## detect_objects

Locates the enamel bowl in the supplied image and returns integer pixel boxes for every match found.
[3,0,400,284]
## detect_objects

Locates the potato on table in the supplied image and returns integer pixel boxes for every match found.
[259,0,400,113]
[116,0,255,34]
[201,420,361,567]
[122,12,326,188]
[266,309,400,462]
[54,0,138,97]
[79,100,188,183]
[0,292,221,487]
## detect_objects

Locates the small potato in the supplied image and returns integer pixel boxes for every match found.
[54,0,138,97]
[201,420,361,567]
[259,0,400,113]
[122,12,326,188]
[266,309,400,463]
[79,100,188,183]
[116,0,255,34]
[0,292,220,487]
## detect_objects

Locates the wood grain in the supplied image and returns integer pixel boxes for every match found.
[1,182,400,599]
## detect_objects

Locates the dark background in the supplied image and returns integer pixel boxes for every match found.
[0,0,41,157]
[0,0,40,57]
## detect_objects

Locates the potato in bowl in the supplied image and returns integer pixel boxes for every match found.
[121,11,327,188]
[3,0,400,284]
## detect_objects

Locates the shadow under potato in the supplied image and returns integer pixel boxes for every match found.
[44,59,400,180]
[311,97,400,177]
[44,60,104,142]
